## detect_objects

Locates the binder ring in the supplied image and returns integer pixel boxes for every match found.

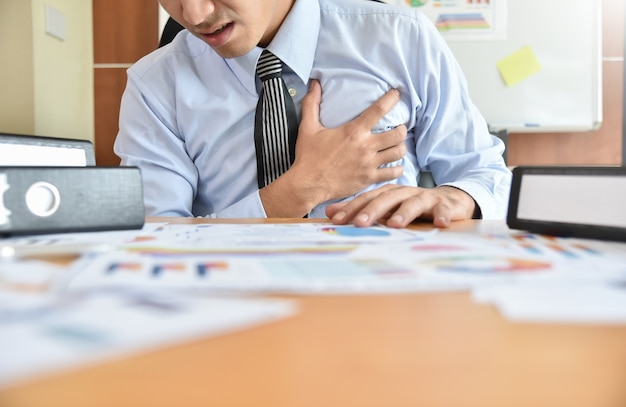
[25,182,61,217]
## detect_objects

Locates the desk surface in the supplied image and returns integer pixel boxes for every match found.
[1,218,625,407]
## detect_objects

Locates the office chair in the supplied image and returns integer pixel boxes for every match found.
[159,17,184,48]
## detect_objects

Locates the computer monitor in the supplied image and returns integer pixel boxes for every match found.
[507,166,626,241]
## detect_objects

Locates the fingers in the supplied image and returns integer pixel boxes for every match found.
[371,165,404,184]
[330,185,408,226]
[431,204,452,228]
[299,79,322,130]
[374,124,407,152]
[355,88,401,130]
[354,186,421,227]
[301,83,403,142]
[328,186,471,229]
[296,81,408,204]
[325,201,349,219]
[387,197,452,228]
[375,137,407,168]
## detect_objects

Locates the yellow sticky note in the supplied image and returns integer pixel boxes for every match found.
[496,46,542,87]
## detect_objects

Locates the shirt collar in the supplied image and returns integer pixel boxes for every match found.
[226,0,320,95]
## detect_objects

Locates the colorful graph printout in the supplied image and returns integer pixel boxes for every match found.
[115,223,434,257]
[420,256,551,273]
[387,0,506,40]
[63,253,441,294]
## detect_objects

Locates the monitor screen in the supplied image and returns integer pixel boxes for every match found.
[507,166,626,241]
[517,173,626,228]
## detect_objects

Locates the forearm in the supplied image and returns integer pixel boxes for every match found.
[259,165,327,218]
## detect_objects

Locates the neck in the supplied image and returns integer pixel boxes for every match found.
[259,0,296,47]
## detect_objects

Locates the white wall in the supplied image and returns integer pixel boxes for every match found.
[159,5,170,41]
[0,1,35,135]
[0,0,94,142]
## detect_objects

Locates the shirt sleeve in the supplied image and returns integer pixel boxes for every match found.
[410,14,512,219]
[114,68,268,219]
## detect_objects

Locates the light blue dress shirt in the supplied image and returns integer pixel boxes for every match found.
[115,0,511,219]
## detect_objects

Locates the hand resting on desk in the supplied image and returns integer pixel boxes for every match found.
[326,184,478,229]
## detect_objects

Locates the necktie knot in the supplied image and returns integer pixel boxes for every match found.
[256,50,283,82]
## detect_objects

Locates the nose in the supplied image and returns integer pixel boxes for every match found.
[180,0,215,26]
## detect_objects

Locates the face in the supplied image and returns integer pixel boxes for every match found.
[159,0,295,58]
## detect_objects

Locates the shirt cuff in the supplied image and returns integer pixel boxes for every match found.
[207,191,268,218]
[439,180,509,220]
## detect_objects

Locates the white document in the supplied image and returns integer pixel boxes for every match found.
[121,222,434,252]
[59,223,441,294]
[0,223,167,260]
[0,291,295,389]
[474,282,626,324]
[353,230,626,324]
[63,252,464,294]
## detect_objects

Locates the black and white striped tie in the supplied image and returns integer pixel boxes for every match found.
[254,50,298,189]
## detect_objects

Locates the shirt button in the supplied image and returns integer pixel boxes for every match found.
[288,88,297,97]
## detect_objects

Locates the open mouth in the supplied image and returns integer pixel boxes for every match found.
[210,23,232,35]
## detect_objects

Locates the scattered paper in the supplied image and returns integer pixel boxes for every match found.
[0,290,295,389]
[2,221,626,391]
[474,282,626,324]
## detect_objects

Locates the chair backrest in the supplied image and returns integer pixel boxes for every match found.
[159,17,185,48]
[0,133,95,166]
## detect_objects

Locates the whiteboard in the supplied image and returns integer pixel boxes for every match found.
[394,0,603,133]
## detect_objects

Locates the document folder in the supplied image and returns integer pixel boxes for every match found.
[0,166,145,236]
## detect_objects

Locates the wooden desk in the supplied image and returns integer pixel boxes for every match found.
[1,219,625,407]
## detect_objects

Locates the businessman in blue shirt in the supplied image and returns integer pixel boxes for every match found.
[114,0,511,228]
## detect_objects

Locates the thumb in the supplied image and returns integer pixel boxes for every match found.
[300,79,322,130]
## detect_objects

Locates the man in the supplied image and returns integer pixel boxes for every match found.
[114,0,511,228]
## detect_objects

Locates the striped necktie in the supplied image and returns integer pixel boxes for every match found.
[254,50,298,189]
